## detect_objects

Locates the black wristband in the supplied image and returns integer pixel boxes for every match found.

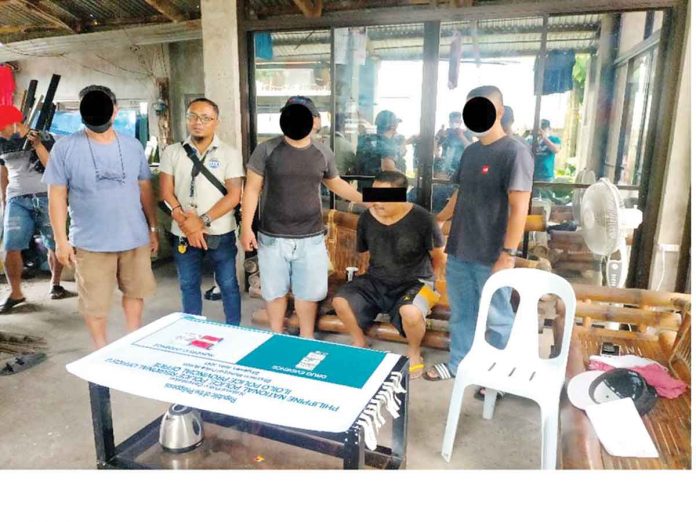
[501,247,518,257]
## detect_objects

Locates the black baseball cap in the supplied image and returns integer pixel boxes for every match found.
[282,96,319,117]
[568,368,658,416]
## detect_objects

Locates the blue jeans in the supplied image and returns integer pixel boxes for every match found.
[172,231,241,325]
[446,257,515,375]
[3,194,56,251]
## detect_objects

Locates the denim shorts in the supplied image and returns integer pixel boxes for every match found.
[2,194,56,251]
[257,231,329,302]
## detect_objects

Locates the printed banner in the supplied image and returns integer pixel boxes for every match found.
[66,313,402,433]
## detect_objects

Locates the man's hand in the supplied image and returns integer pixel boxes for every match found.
[180,210,204,236]
[240,227,258,252]
[56,239,76,267]
[26,130,44,150]
[187,230,208,250]
[172,207,187,226]
[149,230,159,255]
[491,252,516,274]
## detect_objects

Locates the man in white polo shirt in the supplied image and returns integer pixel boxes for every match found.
[159,97,244,324]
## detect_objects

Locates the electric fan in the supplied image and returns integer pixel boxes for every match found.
[580,178,643,287]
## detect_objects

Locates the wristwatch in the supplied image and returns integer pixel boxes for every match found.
[200,213,212,227]
[501,247,518,257]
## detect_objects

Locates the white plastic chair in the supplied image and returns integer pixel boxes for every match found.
[441,268,576,469]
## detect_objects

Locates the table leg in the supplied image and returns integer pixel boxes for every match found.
[89,383,115,468]
[343,424,365,469]
[391,362,409,468]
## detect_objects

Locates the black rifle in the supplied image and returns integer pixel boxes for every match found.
[23,74,60,151]
[20,79,37,122]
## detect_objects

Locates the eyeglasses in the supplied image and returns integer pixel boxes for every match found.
[186,113,216,124]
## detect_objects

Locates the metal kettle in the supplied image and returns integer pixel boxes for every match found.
[159,404,204,453]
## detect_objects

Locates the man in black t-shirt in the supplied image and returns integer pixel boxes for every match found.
[241,96,364,339]
[333,170,446,379]
[424,85,533,383]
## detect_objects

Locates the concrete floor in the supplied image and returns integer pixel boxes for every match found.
[0,263,542,469]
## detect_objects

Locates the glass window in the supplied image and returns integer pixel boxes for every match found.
[245,8,670,289]
[252,30,331,145]
[334,24,424,210]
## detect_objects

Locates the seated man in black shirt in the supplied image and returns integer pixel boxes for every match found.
[332,170,447,378]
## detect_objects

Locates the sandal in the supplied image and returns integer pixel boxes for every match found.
[409,357,425,379]
[0,296,26,314]
[423,362,454,381]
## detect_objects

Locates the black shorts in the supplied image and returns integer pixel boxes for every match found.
[335,274,428,337]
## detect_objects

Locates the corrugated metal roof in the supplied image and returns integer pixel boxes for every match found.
[1,3,55,27]
[58,0,161,21]
[0,0,202,45]
[0,21,202,62]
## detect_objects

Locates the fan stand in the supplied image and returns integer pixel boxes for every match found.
[602,239,631,331]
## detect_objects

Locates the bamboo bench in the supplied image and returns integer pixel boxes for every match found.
[251,209,549,349]
[559,286,691,469]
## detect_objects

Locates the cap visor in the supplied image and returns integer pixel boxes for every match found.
[567,370,605,410]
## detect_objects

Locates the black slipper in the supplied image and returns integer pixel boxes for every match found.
[204,286,222,301]
[0,353,47,376]
[0,296,26,314]
[49,285,73,300]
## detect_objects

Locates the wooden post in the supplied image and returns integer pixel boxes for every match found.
[155,78,173,148]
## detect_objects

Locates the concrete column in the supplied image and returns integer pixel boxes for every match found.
[586,14,620,178]
[200,0,246,289]
[649,25,690,291]
[200,0,242,148]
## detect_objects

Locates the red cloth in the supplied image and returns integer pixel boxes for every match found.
[588,360,688,399]
[0,65,15,106]
[0,105,23,129]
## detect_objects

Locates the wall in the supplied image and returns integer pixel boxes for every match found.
[649,24,690,292]
[12,45,169,137]
[618,12,647,55]
[168,40,205,142]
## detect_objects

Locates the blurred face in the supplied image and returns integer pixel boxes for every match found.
[186,101,219,138]
[0,122,17,139]
[449,114,463,129]
[370,181,407,218]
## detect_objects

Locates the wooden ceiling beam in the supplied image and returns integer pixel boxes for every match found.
[0,24,56,35]
[143,0,189,22]
[292,0,323,18]
[79,15,173,31]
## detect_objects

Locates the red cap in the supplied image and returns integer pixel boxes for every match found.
[0,105,23,131]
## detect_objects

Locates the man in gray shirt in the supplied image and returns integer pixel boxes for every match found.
[424,86,533,382]
[241,96,364,339]
[0,104,71,314]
